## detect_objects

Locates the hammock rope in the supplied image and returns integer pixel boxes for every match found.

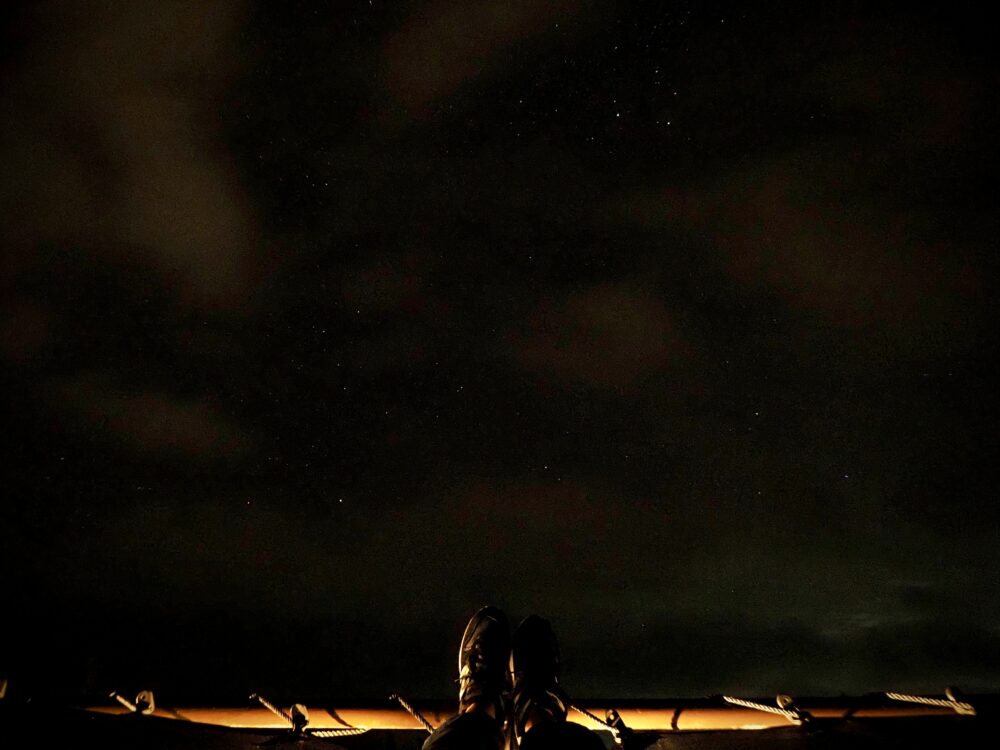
[721,695,808,724]
[391,693,437,733]
[885,691,976,716]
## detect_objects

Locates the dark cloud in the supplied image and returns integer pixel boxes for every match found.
[0,298,51,364]
[381,0,592,116]
[49,372,252,460]
[628,149,983,338]
[0,0,257,308]
[511,282,686,390]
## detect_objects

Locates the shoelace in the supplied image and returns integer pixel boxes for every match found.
[459,643,508,721]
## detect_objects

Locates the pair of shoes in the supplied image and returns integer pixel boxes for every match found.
[458,607,569,741]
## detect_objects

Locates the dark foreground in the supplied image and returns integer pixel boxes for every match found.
[2,700,998,749]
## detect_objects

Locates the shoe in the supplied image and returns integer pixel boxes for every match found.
[509,615,569,740]
[458,606,511,718]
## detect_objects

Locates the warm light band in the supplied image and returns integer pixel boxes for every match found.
[84,699,979,732]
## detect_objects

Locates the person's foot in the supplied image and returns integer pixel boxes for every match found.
[458,606,511,719]
[509,615,569,739]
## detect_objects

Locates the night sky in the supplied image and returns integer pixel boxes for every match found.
[2,1,998,705]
